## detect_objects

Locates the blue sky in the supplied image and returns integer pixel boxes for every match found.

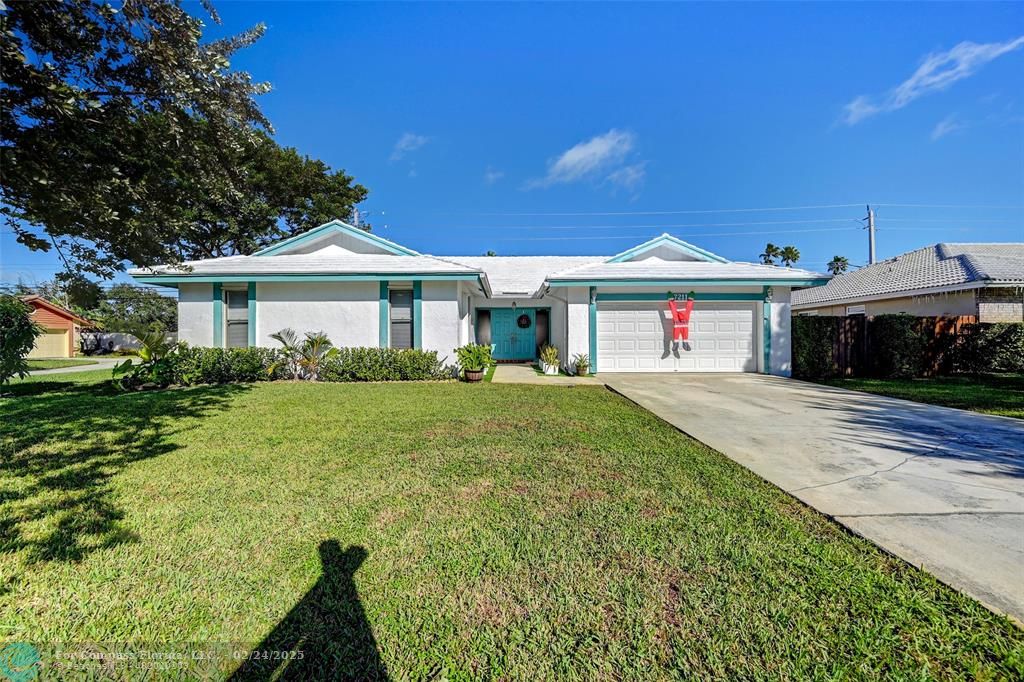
[2,1,1023,287]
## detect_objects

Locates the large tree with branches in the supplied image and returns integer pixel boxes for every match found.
[1,0,366,303]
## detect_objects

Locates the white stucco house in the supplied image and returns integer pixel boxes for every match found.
[130,221,829,375]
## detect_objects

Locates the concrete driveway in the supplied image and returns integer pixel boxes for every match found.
[603,373,1024,622]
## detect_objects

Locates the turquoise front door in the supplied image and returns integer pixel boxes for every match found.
[490,309,536,360]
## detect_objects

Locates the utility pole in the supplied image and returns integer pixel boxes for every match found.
[865,205,876,265]
[351,206,361,228]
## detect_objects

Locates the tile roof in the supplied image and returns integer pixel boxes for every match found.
[792,243,1024,307]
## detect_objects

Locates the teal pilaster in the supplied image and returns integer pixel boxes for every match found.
[247,282,256,347]
[589,287,597,373]
[762,286,772,374]
[413,281,423,349]
[212,283,223,348]
[379,281,389,348]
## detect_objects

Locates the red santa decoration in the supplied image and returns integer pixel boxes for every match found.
[667,292,695,342]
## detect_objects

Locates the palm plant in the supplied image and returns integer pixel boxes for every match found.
[269,328,338,381]
[299,331,338,381]
[827,255,849,275]
[779,245,801,267]
[760,243,782,265]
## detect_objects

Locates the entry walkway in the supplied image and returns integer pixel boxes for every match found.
[491,363,599,386]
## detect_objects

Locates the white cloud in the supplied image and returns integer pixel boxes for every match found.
[605,162,647,193]
[931,114,966,141]
[390,132,429,161]
[526,129,636,188]
[483,166,504,185]
[841,36,1024,125]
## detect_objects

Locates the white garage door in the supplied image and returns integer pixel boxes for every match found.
[597,301,756,372]
[28,329,70,358]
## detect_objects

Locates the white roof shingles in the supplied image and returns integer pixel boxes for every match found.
[546,258,827,283]
[131,253,483,276]
[792,243,1024,307]
[446,256,605,296]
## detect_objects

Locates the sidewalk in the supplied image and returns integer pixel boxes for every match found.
[27,357,121,376]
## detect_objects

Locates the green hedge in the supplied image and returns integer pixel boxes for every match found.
[172,346,287,385]
[869,314,926,379]
[320,347,451,382]
[791,316,837,379]
[120,345,453,388]
[956,323,1024,374]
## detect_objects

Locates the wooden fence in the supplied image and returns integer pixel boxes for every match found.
[798,315,977,378]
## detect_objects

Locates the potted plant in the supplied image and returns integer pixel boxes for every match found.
[539,344,559,375]
[455,343,492,382]
[572,353,590,376]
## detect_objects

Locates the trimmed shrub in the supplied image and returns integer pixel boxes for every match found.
[168,346,285,386]
[869,314,925,379]
[791,316,837,380]
[0,295,41,384]
[320,348,451,382]
[956,323,1024,374]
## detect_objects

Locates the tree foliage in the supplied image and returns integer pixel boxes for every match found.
[779,245,801,267]
[759,243,782,265]
[87,284,178,332]
[827,255,849,275]
[1,1,367,283]
[0,295,41,384]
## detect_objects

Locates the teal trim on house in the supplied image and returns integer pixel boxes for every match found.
[253,220,419,257]
[379,281,389,348]
[589,287,597,373]
[546,278,831,288]
[247,282,256,347]
[413,281,423,349]
[762,286,772,374]
[596,292,765,302]
[212,283,223,348]
[134,273,481,285]
[606,234,729,264]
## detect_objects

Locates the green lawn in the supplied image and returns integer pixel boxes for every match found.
[1,371,1021,679]
[24,358,98,370]
[821,373,1024,419]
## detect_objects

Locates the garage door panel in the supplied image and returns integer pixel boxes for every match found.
[28,329,69,358]
[597,301,756,373]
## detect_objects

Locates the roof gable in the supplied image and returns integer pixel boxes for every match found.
[20,295,91,325]
[254,220,419,257]
[607,234,729,264]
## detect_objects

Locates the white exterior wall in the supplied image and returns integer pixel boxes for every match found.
[177,283,214,346]
[769,287,792,377]
[256,282,378,348]
[421,280,461,363]
[565,286,591,365]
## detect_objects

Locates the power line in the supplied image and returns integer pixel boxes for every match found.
[874,203,1024,210]
[480,203,864,217]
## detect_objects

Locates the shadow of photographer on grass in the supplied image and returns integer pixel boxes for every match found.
[230,541,388,681]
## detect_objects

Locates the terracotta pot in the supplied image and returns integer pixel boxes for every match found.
[464,369,484,382]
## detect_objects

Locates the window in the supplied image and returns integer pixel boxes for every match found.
[389,289,413,349]
[846,305,866,316]
[225,290,248,348]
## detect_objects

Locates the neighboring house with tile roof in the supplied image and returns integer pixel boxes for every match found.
[132,223,828,375]
[792,243,1024,322]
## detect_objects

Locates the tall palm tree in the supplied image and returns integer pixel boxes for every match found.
[827,255,849,275]
[779,245,801,267]
[760,243,782,265]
